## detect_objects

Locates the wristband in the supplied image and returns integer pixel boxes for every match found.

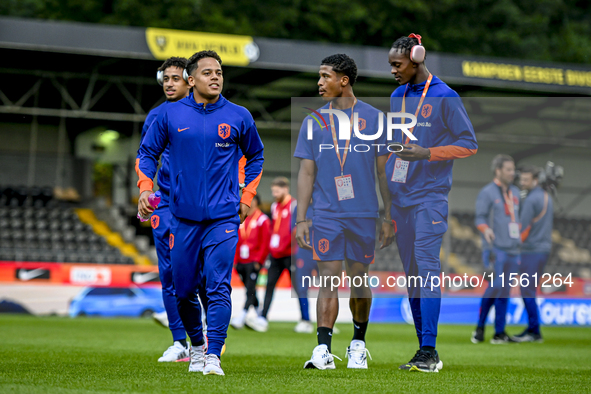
[296,220,307,225]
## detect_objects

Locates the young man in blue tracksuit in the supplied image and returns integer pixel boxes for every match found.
[386,34,478,373]
[514,165,553,342]
[137,50,264,376]
[472,154,521,344]
[135,57,191,362]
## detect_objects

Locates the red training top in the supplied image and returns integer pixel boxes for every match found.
[269,195,294,259]
[235,208,271,265]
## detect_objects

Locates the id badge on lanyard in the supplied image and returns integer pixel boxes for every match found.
[270,234,280,248]
[391,158,409,183]
[496,181,519,239]
[390,74,432,184]
[508,222,520,239]
[240,245,250,259]
[329,99,357,201]
[270,202,287,249]
[335,174,355,201]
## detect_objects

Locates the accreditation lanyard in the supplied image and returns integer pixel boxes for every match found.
[494,179,516,222]
[273,196,291,234]
[531,191,549,224]
[328,99,357,176]
[240,209,262,239]
[401,73,433,144]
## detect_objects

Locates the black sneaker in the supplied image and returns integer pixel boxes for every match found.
[399,350,420,370]
[471,327,484,344]
[490,332,517,344]
[409,350,440,373]
[512,330,543,343]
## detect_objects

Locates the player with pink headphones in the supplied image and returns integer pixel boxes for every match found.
[386,33,478,373]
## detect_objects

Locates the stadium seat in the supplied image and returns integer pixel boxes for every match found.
[0,204,139,265]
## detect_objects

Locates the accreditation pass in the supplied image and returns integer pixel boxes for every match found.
[335,174,355,201]
[391,158,409,183]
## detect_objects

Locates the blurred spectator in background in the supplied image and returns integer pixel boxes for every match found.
[514,165,553,343]
[231,195,271,330]
[472,154,520,344]
[246,177,294,332]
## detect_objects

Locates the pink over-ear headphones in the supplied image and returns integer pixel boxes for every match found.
[408,33,426,63]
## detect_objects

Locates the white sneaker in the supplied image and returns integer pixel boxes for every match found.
[294,320,314,333]
[303,345,342,370]
[245,315,268,332]
[203,354,224,375]
[188,344,206,372]
[346,340,372,369]
[230,312,247,330]
[152,311,169,328]
[158,341,189,362]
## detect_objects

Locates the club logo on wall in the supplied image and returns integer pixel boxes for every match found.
[155,36,167,51]
[15,268,50,281]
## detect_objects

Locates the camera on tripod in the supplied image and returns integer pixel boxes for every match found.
[517,161,564,200]
[538,161,564,196]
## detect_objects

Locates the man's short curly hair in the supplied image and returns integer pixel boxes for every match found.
[321,54,358,86]
[157,57,188,72]
[186,51,222,76]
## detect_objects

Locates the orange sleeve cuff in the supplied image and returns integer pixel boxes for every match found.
[240,171,263,207]
[135,158,154,195]
[240,189,255,207]
[238,156,246,185]
[138,180,154,196]
[429,146,477,162]
[477,224,489,234]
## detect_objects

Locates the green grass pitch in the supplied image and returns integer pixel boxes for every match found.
[1,315,590,393]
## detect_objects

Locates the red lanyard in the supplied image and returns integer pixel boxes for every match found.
[494,179,516,222]
[273,196,291,233]
[240,209,262,239]
[401,73,432,144]
[328,98,357,176]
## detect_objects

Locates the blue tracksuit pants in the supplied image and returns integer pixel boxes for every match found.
[477,248,520,334]
[391,200,448,349]
[151,205,185,342]
[170,214,239,357]
[520,252,549,334]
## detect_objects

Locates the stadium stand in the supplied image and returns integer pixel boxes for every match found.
[0,185,138,265]
[364,212,591,279]
[3,183,589,277]
[449,213,591,278]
